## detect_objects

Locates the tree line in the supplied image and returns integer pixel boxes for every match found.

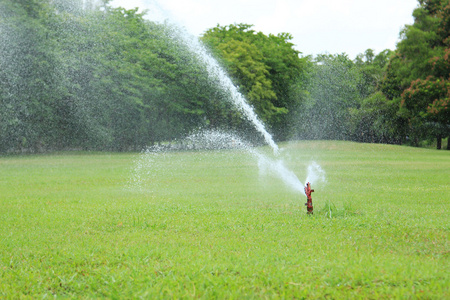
[0,0,448,153]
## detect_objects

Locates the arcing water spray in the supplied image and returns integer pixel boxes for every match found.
[120,1,324,207]
[304,161,326,188]
[135,0,279,155]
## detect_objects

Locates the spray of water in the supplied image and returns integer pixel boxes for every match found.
[130,130,326,197]
[304,161,327,187]
[253,151,327,196]
[120,2,326,197]
[251,149,305,194]
[128,0,279,155]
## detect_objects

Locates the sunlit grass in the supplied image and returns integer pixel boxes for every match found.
[0,141,448,298]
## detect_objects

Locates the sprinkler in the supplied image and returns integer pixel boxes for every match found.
[304,182,314,214]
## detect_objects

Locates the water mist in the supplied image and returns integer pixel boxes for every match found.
[127,0,279,154]
[122,1,326,196]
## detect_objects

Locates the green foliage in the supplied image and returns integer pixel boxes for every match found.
[381,54,407,100]
[202,24,309,140]
[385,0,450,146]
[2,0,448,152]
[292,49,412,145]
[355,49,393,98]
[220,39,279,116]
[401,77,450,145]
[0,1,229,152]
[294,54,362,140]
[349,92,405,144]
[0,0,65,152]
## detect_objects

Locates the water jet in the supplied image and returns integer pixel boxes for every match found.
[120,1,327,202]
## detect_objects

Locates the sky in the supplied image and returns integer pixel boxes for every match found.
[109,0,419,59]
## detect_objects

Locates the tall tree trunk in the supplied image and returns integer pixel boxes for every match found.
[437,135,442,150]
[447,135,450,150]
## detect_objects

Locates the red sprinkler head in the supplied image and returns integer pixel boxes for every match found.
[304,182,314,214]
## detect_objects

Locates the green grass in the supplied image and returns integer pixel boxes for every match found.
[0,141,449,299]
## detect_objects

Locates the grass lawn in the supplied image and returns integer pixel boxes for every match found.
[0,141,448,298]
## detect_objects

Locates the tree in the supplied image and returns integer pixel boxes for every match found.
[0,0,65,152]
[202,24,308,140]
[389,0,450,149]
[355,49,394,99]
[348,49,407,144]
[349,92,405,144]
[0,1,227,152]
[294,54,361,140]
[401,77,450,148]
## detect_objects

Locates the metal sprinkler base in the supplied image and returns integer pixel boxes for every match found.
[304,182,314,214]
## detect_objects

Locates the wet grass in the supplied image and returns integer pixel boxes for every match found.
[0,141,449,298]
